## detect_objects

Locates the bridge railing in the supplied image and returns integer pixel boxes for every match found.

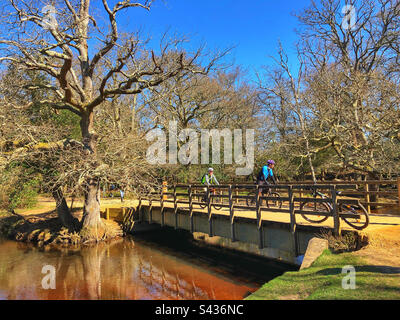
[209,179,399,215]
[137,183,365,250]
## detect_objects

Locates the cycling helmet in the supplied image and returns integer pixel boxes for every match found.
[267,160,275,165]
[208,167,214,172]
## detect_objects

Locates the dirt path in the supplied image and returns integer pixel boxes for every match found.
[355,225,400,268]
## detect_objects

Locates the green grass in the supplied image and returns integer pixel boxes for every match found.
[246,249,400,300]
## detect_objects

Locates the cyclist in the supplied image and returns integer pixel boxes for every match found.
[201,168,219,201]
[201,168,219,186]
[256,160,277,196]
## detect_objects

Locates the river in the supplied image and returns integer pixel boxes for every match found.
[0,228,294,300]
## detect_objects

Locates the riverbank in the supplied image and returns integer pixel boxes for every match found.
[246,226,400,300]
[0,196,131,246]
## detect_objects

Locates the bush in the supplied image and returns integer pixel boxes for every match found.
[8,178,40,210]
[0,169,41,211]
[319,230,360,253]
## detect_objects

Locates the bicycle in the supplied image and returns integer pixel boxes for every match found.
[299,189,369,230]
[246,184,282,208]
[199,187,223,210]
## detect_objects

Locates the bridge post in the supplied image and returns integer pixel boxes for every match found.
[228,185,236,242]
[149,198,153,224]
[207,186,213,237]
[189,184,194,233]
[331,185,341,236]
[160,187,165,227]
[256,184,263,249]
[173,185,178,229]
[288,186,298,256]
[365,182,371,214]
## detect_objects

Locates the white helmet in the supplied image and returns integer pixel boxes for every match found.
[208,167,214,172]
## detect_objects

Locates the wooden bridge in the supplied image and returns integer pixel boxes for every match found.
[103,180,400,265]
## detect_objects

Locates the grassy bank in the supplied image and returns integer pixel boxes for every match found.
[246,249,400,300]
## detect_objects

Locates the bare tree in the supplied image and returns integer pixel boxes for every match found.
[0,0,223,239]
[296,0,400,178]
[258,44,319,182]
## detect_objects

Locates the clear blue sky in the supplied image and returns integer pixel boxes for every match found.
[116,0,311,79]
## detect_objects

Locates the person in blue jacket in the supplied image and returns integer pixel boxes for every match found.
[256,160,277,195]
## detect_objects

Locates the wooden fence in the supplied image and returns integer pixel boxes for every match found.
[281,179,400,215]
[186,179,400,214]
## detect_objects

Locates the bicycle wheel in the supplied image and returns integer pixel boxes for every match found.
[212,200,223,210]
[199,194,207,209]
[246,191,257,207]
[267,192,282,208]
[300,200,330,223]
[340,203,369,230]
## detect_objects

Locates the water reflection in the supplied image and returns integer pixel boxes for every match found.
[0,235,266,300]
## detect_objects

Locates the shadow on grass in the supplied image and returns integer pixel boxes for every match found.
[316,265,400,275]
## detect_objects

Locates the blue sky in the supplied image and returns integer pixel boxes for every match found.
[115,0,311,80]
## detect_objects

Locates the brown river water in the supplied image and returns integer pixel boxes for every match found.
[0,228,294,300]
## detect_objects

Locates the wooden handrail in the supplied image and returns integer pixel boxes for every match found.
[130,180,398,235]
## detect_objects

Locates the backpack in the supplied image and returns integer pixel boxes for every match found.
[256,169,263,181]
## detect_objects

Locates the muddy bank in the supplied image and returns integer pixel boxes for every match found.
[0,210,123,247]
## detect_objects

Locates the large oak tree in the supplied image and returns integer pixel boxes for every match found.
[0,0,222,239]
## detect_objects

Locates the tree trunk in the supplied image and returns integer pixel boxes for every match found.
[79,110,104,240]
[81,178,104,240]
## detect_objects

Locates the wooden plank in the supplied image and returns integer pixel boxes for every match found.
[365,180,371,214]
[331,186,341,236]
[149,199,153,224]
[255,185,263,249]
[173,185,178,230]
[207,187,213,237]
[293,197,332,203]
[288,186,298,256]
[228,185,236,242]
[160,189,165,226]
[286,180,397,185]
[189,185,193,233]
[359,201,398,207]
[339,190,398,196]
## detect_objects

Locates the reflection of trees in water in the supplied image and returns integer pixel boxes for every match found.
[0,238,252,300]
[137,258,211,300]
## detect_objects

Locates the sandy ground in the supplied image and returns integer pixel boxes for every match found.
[355,225,400,268]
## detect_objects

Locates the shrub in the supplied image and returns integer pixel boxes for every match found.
[8,178,40,210]
[319,230,360,253]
